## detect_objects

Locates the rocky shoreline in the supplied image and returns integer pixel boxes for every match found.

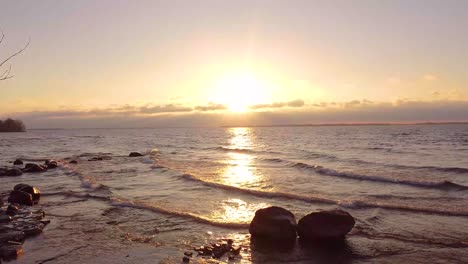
[1,154,357,263]
[0,187,49,261]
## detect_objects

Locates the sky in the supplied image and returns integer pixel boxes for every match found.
[0,0,467,128]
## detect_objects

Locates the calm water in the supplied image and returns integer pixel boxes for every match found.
[1,125,467,263]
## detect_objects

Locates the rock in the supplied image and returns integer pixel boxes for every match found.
[297,210,355,241]
[184,252,193,257]
[13,159,23,165]
[182,256,190,262]
[45,160,58,169]
[0,244,23,260]
[5,168,22,177]
[129,152,143,157]
[13,184,40,203]
[23,163,47,173]
[6,204,19,216]
[8,190,33,206]
[249,206,297,241]
[88,157,103,161]
[0,215,12,223]
[0,230,25,244]
[0,168,6,176]
[69,160,78,164]
[23,224,45,237]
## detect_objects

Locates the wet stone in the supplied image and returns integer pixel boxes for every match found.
[0,202,49,260]
[13,159,23,166]
[0,231,25,244]
[0,244,23,260]
[6,204,19,216]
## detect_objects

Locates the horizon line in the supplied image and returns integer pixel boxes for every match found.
[26,121,468,130]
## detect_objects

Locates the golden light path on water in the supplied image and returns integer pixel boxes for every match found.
[212,127,269,223]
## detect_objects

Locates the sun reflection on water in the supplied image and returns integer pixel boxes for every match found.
[220,127,262,188]
[213,198,269,224]
[212,128,269,223]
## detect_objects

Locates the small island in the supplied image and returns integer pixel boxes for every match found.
[0,118,26,132]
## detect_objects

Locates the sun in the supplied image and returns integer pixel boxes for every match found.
[211,72,269,112]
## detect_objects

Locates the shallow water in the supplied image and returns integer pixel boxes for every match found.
[1,125,468,263]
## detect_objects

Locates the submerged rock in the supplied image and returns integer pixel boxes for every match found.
[45,160,58,169]
[13,184,40,204]
[5,168,22,177]
[129,152,143,157]
[23,163,47,173]
[13,159,23,165]
[0,200,49,261]
[297,210,355,241]
[0,244,23,260]
[8,190,33,206]
[0,230,25,244]
[249,206,297,241]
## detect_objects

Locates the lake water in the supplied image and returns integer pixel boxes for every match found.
[1,124,467,263]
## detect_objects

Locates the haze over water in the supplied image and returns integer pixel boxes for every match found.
[1,124,467,263]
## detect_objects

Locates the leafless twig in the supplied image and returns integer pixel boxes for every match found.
[0,65,12,80]
[0,30,30,81]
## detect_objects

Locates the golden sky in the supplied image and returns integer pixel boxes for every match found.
[1,1,467,127]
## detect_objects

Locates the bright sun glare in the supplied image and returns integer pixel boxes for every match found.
[212,72,269,112]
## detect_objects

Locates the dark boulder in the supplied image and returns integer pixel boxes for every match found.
[13,159,23,165]
[23,163,47,173]
[297,210,355,241]
[0,167,6,176]
[14,184,40,203]
[5,168,23,176]
[69,160,78,164]
[45,160,58,169]
[8,190,33,206]
[249,206,297,241]
[129,152,143,157]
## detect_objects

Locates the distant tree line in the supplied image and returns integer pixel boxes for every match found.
[0,118,26,132]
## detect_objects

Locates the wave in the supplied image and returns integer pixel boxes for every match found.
[179,173,336,204]
[110,198,249,229]
[352,226,468,249]
[177,173,468,217]
[338,200,468,216]
[61,163,112,192]
[291,162,468,191]
[42,190,249,229]
[256,157,468,191]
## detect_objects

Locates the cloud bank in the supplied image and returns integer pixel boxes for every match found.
[2,100,468,128]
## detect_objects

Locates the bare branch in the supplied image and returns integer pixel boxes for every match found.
[0,37,30,69]
[0,65,13,80]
